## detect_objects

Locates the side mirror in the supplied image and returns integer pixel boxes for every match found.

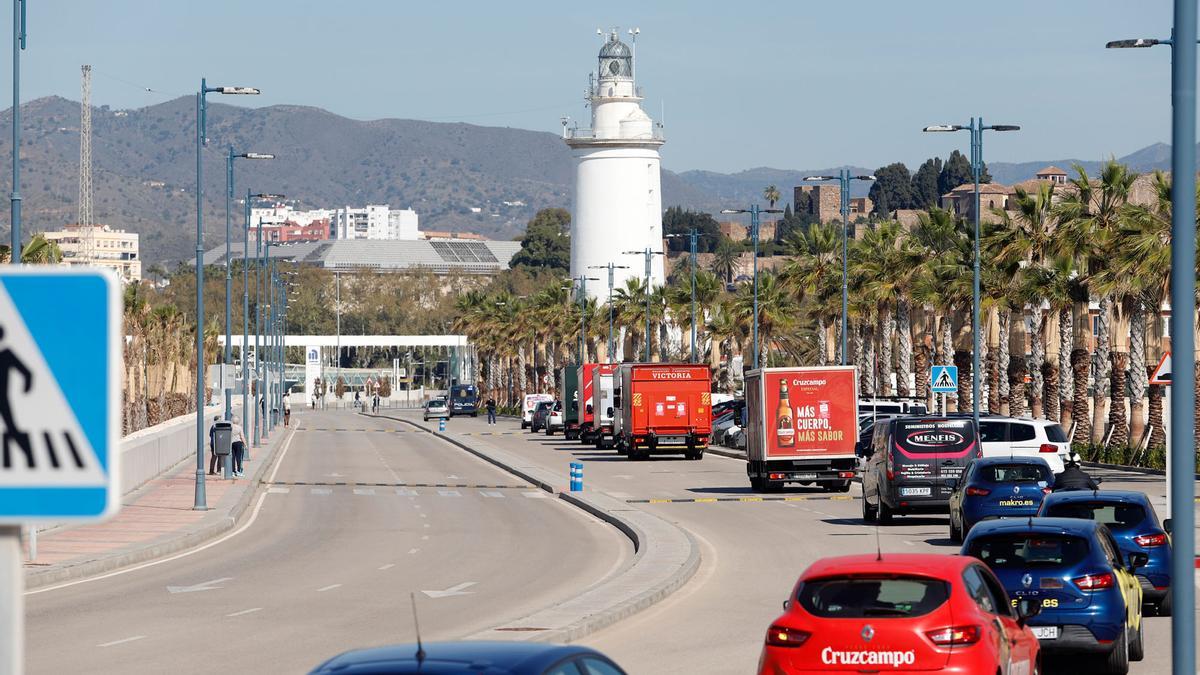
[1128,552,1150,571]
[782,599,791,611]
[1163,518,1173,534]
[1094,476,1104,485]
[1016,597,1042,626]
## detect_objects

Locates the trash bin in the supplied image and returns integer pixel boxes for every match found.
[213,421,233,457]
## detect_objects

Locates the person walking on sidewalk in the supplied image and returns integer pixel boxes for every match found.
[208,415,222,475]
[485,398,497,425]
[230,417,247,477]
[284,397,292,427]
[354,389,361,410]
[372,393,380,414]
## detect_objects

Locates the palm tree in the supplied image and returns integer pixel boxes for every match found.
[705,301,742,392]
[911,208,972,411]
[763,185,781,209]
[780,221,841,365]
[613,277,650,359]
[710,239,740,284]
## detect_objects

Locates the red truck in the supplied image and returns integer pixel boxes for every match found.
[578,363,617,445]
[745,366,859,493]
[614,363,712,460]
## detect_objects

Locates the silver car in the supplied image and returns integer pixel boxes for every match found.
[424,398,450,422]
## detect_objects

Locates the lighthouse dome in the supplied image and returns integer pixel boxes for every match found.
[598,33,632,79]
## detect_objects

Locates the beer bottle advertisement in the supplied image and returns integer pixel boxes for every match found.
[764,368,858,458]
[776,379,794,447]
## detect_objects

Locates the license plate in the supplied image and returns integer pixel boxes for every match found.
[1032,626,1058,640]
[658,436,686,445]
[794,473,818,480]
[900,487,932,497]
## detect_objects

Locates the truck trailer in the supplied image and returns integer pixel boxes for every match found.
[745,366,858,493]
[614,363,712,460]
[579,363,617,445]
[559,365,581,440]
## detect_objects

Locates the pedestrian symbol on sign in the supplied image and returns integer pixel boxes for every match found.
[930,365,958,394]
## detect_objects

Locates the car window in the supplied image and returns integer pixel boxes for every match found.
[797,576,950,618]
[1042,501,1146,532]
[981,463,1051,483]
[578,657,625,675]
[979,421,1007,443]
[1096,529,1122,566]
[961,565,998,614]
[1044,424,1069,443]
[1008,423,1036,442]
[978,565,1017,618]
[968,534,1090,569]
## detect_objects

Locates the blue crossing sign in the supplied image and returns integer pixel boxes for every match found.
[0,269,121,523]
[930,365,958,394]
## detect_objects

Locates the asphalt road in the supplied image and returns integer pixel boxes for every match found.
[24,410,629,674]
[430,412,1199,675]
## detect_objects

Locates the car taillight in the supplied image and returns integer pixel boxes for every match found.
[1039,443,1058,453]
[886,450,895,481]
[1042,487,1053,494]
[926,625,981,646]
[1073,572,1115,590]
[765,624,811,647]
[1134,533,1168,547]
[965,486,990,497]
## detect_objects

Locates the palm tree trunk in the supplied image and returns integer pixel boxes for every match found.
[863,324,877,397]
[986,336,1000,415]
[896,300,913,397]
[853,320,866,391]
[816,317,828,367]
[1029,308,1045,419]
[914,343,931,404]
[1042,360,1060,422]
[997,309,1011,416]
[517,345,528,399]
[1070,348,1092,446]
[1147,365,1165,451]
[1128,307,1148,447]
[1091,297,1112,447]
[954,349,971,413]
[1058,307,1073,427]
[879,306,895,396]
[941,316,956,410]
[1106,351,1129,451]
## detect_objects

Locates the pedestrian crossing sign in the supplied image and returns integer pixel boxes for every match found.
[931,365,958,394]
[0,269,121,523]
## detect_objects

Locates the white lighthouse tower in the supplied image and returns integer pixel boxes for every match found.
[566,29,665,299]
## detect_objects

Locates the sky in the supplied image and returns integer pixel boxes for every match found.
[3,0,1186,174]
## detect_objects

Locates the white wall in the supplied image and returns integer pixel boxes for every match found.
[118,403,228,495]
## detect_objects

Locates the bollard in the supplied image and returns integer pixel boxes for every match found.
[570,462,583,492]
[438,418,446,433]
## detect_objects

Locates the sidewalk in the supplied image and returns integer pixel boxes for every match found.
[24,419,293,589]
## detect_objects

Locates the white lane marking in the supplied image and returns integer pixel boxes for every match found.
[902,540,917,547]
[316,584,342,592]
[97,635,146,648]
[396,488,418,497]
[28,429,298,596]
[419,513,428,519]
[166,577,232,594]
[606,491,634,499]
[423,523,431,528]
[267,487,290,494]
[311,488,332,495]
[353,488,376,496]
[379,563,395,570]
[421,535,429,540]
[612,474,633,479]
[327,472,345,477]
[523,491,547,499]
[422,581,476,598]
[480,491,504,498]
[438,490,461,497]
[225,607,263,618]
[408,548,420,555]
[447,474,461,479]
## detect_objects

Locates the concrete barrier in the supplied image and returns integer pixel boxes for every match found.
[118,403,229,495]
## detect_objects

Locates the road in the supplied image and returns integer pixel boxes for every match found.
[24,411,629,674]
[426,412,1199,675]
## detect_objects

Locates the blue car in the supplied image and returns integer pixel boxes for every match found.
[309,641,627,675]
[948,456,1053,543]
[1039,490,1173,615]
[962,518,1146,674]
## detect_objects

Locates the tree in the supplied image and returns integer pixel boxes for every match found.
[937,150,991,196]
[509,208,570,272]
[710,238,740,283]
[868,163,913,215]
[910,157,942,209]
[763,185,781,209]
[662,206,722,253]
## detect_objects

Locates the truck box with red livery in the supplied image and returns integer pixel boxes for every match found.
[745,366,858,493]
[615,363,712,460]
[579,363,617,445]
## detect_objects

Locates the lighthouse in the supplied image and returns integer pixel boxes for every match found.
[566,29,665,299]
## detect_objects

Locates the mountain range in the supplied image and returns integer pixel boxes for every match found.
[0,96,1185,265]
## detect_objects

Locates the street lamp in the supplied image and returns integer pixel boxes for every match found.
[223,150,274,423]
[922,119,1018,427]
[622,248,665,362]
[665,230,700,363]
[572,275,600,363]
[242,193,283,452]
[721,205,783,369]
[10,0,26,262]
[588,263,630,362]
[1108,19,1196,674]
[194,78,260,512]
[803,172,876,365]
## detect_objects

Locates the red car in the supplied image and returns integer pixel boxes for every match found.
[759,553,1041,674]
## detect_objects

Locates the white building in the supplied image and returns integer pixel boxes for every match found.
[388,208,419,239]
[43,224,142,281]
[565,29,666,299]
[249,204,334,229]
[334,205,420,240]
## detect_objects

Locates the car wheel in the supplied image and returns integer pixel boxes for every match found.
[878,499,894,525]
[1099,626,1129,674]
[1156,590,1173,616]
[423,416,428,422]
[521,421,528,429]
[1129,618,1144,662]
[948,513,962,544]
[862,492,878,523]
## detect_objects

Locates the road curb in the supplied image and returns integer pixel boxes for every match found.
[1082,460,1200,479]
[25,425,294,590]
[371,412,701,644]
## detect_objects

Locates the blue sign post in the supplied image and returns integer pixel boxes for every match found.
[0,269,121,672]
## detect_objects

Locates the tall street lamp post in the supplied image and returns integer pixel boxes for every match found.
[194,78,260,512]
[10,0,25,262]
[258,238,273,441]
[1107,19,1197,672]
[243,193,283,453]
[588,263,629,362]
[666,230,700,363]
[572,275,599,362]
[721,205,783,369]
[922,119,1018,426]
[623,248,664,362]
[223,150,273,422]
[802,171,876,365]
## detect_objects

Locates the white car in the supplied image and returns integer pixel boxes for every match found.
[546,403,565,435]
[978,416,1070,473]
[521,393,554,429]
[423,398,450,422]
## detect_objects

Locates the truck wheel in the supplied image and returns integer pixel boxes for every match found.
[862,493,878,523]
[686,446,704,460]
[750,476,765,492]
[762,480,783,494]
[837,481,851,493]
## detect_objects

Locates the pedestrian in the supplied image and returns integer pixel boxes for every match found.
[284,397,292,427]
[486,397,497,425]
[208,415,221,475]
[372,393,380,413]
[230,416,246,477]
[354,389,361,410]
